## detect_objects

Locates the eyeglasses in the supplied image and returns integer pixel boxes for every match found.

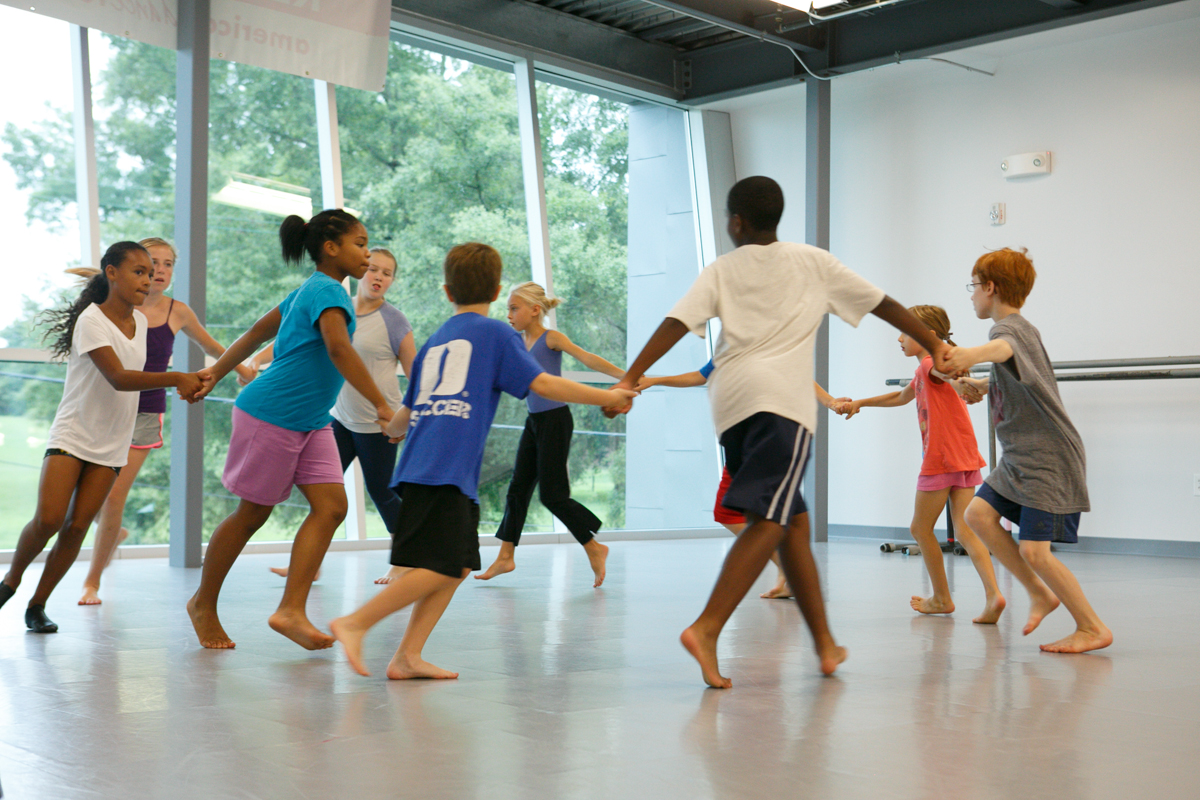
[966,282,983,293]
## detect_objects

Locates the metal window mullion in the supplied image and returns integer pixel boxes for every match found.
[70,24,101,270]
[804,78,832,543]
[315,79,367,540]
[169,0,211,568]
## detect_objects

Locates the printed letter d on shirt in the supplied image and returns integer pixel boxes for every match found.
[414,340,473,406]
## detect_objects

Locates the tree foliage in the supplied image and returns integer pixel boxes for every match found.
[1,39,629,542]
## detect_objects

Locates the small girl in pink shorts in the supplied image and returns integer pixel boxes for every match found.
[185,209,395,651]
[844,305,1005,624]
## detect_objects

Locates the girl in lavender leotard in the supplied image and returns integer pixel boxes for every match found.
[476,282,625,588]
[78,238,255,606]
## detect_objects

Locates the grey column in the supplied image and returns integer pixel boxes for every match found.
[170,0,210,568]
[804,78,831,542]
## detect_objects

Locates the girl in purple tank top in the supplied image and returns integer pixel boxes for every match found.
[78,238,255,606]
[477,282,626,588]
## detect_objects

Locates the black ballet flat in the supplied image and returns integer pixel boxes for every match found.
[25,605,58,634]
[0,582,14,610]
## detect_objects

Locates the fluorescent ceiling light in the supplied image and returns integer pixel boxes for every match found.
[774,1,844,10]
[212,176,313,218]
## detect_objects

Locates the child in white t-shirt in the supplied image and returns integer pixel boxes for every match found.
[612,176,952,687]
[0,242,204,633]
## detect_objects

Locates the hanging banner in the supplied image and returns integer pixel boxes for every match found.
[0,1,390,92]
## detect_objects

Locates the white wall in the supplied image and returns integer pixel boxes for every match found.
[707,1,1200,542]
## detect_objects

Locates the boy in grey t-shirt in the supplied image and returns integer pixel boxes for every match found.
[945,248,1111,654]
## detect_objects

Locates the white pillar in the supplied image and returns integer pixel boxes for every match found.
[70,25,100,269]
[315,78,367,540]
[513,57,558,331]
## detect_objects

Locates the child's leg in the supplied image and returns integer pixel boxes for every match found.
[348,429,405,585]
[776,512,847,675]
[25,462,117,619]
[269,482,346,650]
[386,570,469,680]
[722,520,790,599]
[1017,540,1112,653]
[478,420,539,580]
[681,513,787,688]
[187,499,274,648]
[2,455,86,600]
[964,498,1060,635]
[80,447,150,604]
[909,488,955,615]
[330,567,461,676]
[947,487,1005,624]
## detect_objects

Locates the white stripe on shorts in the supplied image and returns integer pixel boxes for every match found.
[767,427,811,522]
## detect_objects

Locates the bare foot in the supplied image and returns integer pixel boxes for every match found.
[386,653,459,680]
[268,609,334,650]
[474,557,515,581]
[330,616,371,676]
[374,566,408,585]
[911,595,955,615]
[78,585,102,606]
[680,625,730,689]
[760,581,793,600]
[1040,625,1112,653]
[269,567,321,580]
[586,541,609,588]
[1022,588,1061,636]
[187,595,235,649]
[973,593,1007,625]
[818,644,848,676]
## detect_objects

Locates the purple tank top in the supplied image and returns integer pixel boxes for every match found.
[138,299,177,414]
[526,331,566,414]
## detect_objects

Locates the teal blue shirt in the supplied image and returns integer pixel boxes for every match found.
[236,273,355,431]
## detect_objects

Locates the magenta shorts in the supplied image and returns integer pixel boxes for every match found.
[917,469,983,493]
[222,407,344,507]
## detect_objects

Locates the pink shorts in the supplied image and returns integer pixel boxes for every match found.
[222,407,343,507]
[917,469,984,493]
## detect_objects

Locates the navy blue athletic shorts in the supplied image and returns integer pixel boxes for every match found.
[719,412,813,525]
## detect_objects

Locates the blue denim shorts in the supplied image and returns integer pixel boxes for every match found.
[975,482,1079,543]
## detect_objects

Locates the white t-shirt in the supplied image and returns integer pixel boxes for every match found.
[47,304,148,468]
[668,241,884,437]
[332,302,412,433]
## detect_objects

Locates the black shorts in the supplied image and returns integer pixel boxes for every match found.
[389,483,481,578]
[45,448,121,475]
[719,412,813,525]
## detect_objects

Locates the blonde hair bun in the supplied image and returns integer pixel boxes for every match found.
[509,281,562,313]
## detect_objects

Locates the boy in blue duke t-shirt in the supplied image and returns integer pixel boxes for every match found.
[331,243,635,680]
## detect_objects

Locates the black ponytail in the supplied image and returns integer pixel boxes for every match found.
[41,241,148,360]
[279,209,360,266]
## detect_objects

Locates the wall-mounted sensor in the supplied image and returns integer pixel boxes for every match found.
[990,203,1005,225]
[1001,152,1052,179]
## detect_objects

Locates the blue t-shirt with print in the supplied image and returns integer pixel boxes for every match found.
[236,272,355,431]
[699,359,715,380]
[391,313,545,502]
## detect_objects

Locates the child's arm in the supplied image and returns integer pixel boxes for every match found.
[201,306,282,389]
[604,318,689,417]
[547,331,625,380]
[870,297,952,371]
[942,340,1014,376]
[950,376,987,404]
[637,371,707,390]
[530,373,637,409]
[380,405,411,441]
[845,382,916,417]
[318,308,395,422]
[176,304,256,383]
[396,331,417,380]
[88,347,203,399]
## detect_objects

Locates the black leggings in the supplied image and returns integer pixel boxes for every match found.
[496,405,601,546]
[332,419,402,534]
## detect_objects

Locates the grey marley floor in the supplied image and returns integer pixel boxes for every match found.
[2,538,1199,800]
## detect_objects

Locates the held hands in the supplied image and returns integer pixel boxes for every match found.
[953,378,985,405]
[176,371,207,403]
[235,362,259,386]
[938,345,977,378]
[602,381,638,418]
[837,399,861,420]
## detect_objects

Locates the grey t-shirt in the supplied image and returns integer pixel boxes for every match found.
[986,314,1090,514]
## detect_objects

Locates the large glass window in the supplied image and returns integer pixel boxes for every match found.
[336,44,533,536]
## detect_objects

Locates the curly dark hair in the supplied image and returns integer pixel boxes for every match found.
[41,241,148,360]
